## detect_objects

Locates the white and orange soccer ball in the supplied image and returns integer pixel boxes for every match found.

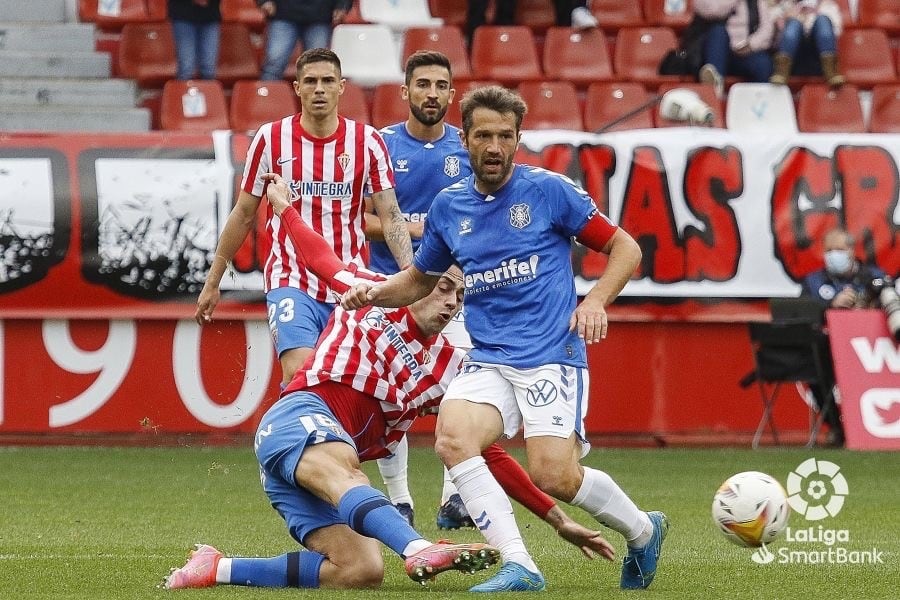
[711,471,790,547]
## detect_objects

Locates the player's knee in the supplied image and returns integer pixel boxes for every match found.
[434,432,475,466]
[529,462,582,502]
[335,551,384,588]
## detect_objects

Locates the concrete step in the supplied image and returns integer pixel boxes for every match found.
[0,51,111,78]
[0,106,151,132]
[0,22,95,52]
[0,0,67,23]
[0,77,138,107]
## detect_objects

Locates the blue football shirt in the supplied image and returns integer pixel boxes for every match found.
[369,122,472,274]
[414,164,603,368]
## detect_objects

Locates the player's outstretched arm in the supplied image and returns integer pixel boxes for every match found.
[481,444,615,561]
[341,267,438,310]
[262,173,382,294]
[570,228,642,343]
[195,189,261,325]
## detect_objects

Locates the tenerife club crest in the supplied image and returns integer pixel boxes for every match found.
[444,155,461,178]
[509,203,531,229]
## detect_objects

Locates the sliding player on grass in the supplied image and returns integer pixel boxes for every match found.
[163,173,614,591]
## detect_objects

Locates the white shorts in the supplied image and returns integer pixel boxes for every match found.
[444,361,590,453]
[441,311,472,351]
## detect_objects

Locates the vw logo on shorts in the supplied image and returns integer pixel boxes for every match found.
[526,379,557,407]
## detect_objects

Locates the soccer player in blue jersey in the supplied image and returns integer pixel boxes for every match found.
[343,85,668,592]
[365,50,476,530]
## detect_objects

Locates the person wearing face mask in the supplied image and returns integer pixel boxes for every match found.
[801,227,885,310]
[799,226,886,446]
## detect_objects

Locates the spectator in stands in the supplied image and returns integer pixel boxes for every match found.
[258,0,351,81]
[552,0,599,29]
[800,226,887,447]
[169,0,222,81]
[466,0,516,46]
[769,0,845,86]
[694,0,776,97]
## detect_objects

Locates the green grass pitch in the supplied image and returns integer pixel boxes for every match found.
[0,444,897,599]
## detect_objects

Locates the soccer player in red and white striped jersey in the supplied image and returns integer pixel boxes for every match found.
[195,48,413,388]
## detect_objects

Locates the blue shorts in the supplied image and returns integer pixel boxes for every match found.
[254,391,357,544]
[265,287,335,356]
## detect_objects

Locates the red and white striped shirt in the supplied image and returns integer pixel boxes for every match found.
[286,304,466,457]
[241,114,395,300]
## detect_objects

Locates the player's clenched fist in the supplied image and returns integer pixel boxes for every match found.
[341,283,376,309]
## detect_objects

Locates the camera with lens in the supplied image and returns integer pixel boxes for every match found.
[867,275,900,342]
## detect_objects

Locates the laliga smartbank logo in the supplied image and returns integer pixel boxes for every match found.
[751,459,884,566]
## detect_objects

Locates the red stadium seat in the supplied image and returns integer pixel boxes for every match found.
[470,26,542,86]
[428,0,470,28]
[79,0,160,32]
[160,79,230,132]
[542,26,613,89]
[402,25,473,80]
[515,0,556,34]
[221,0,266,33]
[837,29,897,89]
[642,0,692,31]
[857,0,900,35]
[339,80,372,123]
[518,81,584,131]
[216,23,260,86]
[655,82,724,128]
[584,81,655,132]
[589,0,645,32]
[613,26,682,87]
[230,80,298,133]
[796,84,865,133]
[869,84,900,134]
[371,83,409,128]
[118,22,177,87]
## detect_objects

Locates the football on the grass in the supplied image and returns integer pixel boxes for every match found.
[711,471,790,547]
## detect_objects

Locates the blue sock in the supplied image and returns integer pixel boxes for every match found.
[229,551,324,588]
[337,485,422,556]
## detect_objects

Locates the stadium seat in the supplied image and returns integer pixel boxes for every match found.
[518,81,584,131]
[584,81,655,132]
[371,82,409,128]
[78,0,160,32]
[470,26,542,86]
[542,27,613,89]
[428,0,469,28]
[339,80,372,123]
[514,0,556,34]
[230,80,298,133]
[402,25,472,80]
[589,0,645,32]
[613,26,682,87]
[159,79,230,132]
[445,80,502,127]
[330,24,404,87]
[360,0,443,33]
[725,82,797,134]
[868,84,900,134]
[642,0,692,31]
[118,22,177,87]
[857,0,900,35]
[837,29,897,89]
[655,82,724,128]
[216,23,260,85]
[796,84,865,133]
[221,0,266,33]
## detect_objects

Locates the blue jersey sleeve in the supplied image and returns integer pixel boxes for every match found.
[530,167,600,238]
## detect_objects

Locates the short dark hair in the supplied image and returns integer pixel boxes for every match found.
[404,50,452,85]
[459,85,527,135]
[295,48,342,79]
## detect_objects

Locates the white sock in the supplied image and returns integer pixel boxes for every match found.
[570,467,652,548]
[448,456,539,573]
[440,467,458,504]
[402,539,432,557]
[377,436,413,506]
[215,557,232,584]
